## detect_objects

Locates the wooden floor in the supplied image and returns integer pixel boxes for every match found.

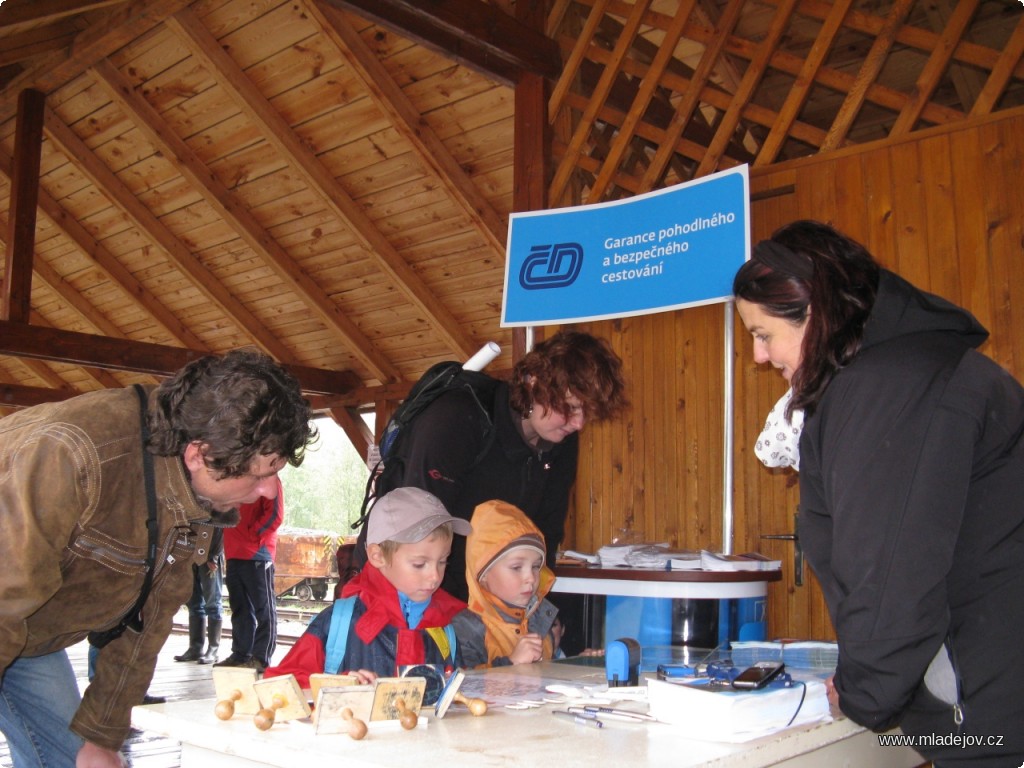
[0,615,302,768]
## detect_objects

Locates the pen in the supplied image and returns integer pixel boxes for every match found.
[570,705,657,722]
[552,710,603,728]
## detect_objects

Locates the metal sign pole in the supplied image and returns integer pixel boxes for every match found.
[723,301,735,555]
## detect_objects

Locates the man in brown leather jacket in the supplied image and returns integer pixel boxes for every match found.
[0,349,316,768]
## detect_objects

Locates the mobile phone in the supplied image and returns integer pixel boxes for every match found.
[731,661,785,690]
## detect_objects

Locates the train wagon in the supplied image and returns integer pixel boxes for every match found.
[274,527,343,601]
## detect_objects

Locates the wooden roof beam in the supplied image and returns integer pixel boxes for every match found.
[41,108,288,359]
[695,0,799,178]
[27,310,127,391]
[0,320,360,396]
[821,0,916,153]
[755,0,855,166]
[311,1,508,257]
[0,19,80,68]
[587,0,695,201]
[0,0,129,31]
[549,0,651,205]
[91,59,403,383]
[891,0,981,137]
[2,88,44,324]
[323,0,563,87]
[0,0,194,117]
[970,15,1024,118]
[167,8,478,363]
[1,380,74,409]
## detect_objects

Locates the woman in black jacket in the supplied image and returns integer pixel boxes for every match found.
[733,220,1023,767]
[357,330,628,653]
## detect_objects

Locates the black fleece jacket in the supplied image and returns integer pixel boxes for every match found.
[380,379,578,602]
[798,271,1024,766]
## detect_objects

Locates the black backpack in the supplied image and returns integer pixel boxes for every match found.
[341,361,498,579]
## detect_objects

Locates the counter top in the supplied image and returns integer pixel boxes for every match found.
[131,661,920,768]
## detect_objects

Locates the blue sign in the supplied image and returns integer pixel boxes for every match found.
[502,165,749,326]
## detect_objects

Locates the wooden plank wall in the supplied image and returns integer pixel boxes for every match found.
[562,105,1024,641]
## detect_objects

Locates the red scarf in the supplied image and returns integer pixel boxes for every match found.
[341,564,466,667]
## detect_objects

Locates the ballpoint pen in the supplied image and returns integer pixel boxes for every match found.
[568,705,657,722]
[552,710,603,728]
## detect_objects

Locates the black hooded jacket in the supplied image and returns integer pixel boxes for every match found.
[798,271,1024,766]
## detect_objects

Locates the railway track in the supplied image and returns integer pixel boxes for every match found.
[170,598,330,646]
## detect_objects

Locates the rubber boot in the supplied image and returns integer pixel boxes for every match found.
[174,615,205,662]
[198,618,221,665]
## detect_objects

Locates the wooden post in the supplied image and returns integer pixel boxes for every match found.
[512,0,551,361]
[2,88,45,323]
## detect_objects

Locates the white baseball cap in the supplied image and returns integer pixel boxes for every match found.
[366,487,472,544]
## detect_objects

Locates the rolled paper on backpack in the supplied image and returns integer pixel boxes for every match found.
[462,342,500,371]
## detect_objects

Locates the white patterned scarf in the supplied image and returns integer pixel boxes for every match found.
[754,388,804,471]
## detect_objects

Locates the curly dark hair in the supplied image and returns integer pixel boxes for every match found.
[148,349,317,477]
[733,220,879,418]
[509,331,628,422]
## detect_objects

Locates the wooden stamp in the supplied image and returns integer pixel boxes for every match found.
[434,670,488,718]
[314,685,374,736]
[309,672,360,707]
[370,677,425,724]
[252,674,311,729]
[212,667,261,717]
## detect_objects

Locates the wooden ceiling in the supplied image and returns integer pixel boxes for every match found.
[2,0,1022,427]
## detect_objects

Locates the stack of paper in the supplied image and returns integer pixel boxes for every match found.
[560,550,600,564]
[647,677,830,742]
[597,543,634,566]
[597,542,672,567]
[625,545,693,569]
[699,550,782,571]
[730,640,839,671]
[667,552,702,570]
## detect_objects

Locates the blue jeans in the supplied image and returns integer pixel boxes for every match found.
[187,562,223,621]
[0,650,85,767]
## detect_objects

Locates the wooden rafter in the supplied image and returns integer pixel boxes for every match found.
[587,0,695,201]
[323,0,562,86]
[548,0,651,205]
[167,9,478,366]
[821,0,916,152]
[970,14,1024,118]
[0,0,129,31]
[0,0,193,110]
[755,0,856,166]
[640,0,746,191]
[40,110,282,357]
[311,1,508,257]
[694,0,799,177]
[0,319,359,396]
[890,0,981,137]
[91,58,403,383]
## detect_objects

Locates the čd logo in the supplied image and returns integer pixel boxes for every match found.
[519,243,583,290]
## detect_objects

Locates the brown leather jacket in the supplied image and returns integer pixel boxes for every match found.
[0,386,215,750]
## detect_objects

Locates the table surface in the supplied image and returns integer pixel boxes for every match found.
[554,564,783,583]
[132,661,920,768]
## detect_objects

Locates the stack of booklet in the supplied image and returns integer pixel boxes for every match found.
[668,550,782,571]
[647,676,830,742]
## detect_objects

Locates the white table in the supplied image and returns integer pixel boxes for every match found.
[131,661,923,768]
[552,564,779,599]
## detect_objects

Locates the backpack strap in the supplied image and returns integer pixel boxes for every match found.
[324,597,357,674]
[326,598,458,673]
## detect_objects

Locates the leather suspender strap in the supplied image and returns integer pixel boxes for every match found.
[88,384,159,647]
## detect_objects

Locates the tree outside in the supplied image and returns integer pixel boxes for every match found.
[279,415,371,539]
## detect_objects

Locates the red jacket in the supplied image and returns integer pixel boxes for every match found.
[223,478,283,561]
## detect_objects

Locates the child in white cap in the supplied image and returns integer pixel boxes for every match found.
[265,487,471,694]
